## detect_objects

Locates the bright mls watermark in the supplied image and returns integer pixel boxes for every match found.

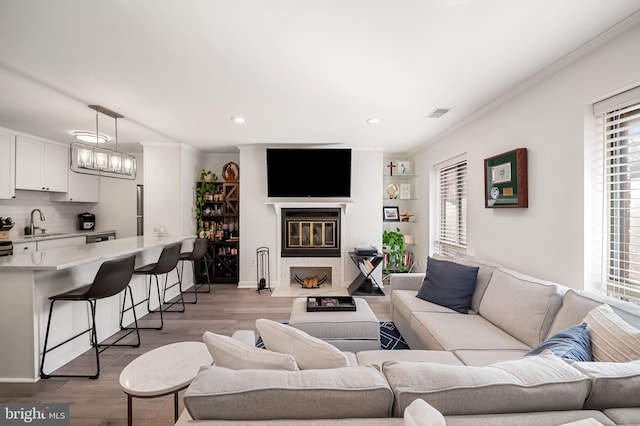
[0,404,69,425]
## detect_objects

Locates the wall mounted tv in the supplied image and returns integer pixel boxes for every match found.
[267,148,352,198]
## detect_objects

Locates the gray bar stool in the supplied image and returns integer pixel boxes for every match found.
[178,238,211,304]
[40,254,138,379]
[121,242,184,331]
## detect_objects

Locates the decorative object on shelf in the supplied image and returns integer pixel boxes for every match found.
[404,235,414,245]
[195,169,218,235]
[256,246,271,294]
[399,183,411,199]
[202,169,216,182]
[70,104,137,179]
[383,206,400,222]
[382,227,408,274]
[153,224,166,237]
[397,161,411,176]
[222,161,240,182]
[399,212,414,222]
[386,183,399,199]
[386,161,396,176]
[484,148,528,208]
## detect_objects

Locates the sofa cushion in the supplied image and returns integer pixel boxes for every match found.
[393,290,465,326]
[478,268,563,347]
[357,349,464,367]
[432,254,497,313]
[417,257,479,314]
[410,311,530,351]
[546,289,640,338]
[443,411,615,426]
[382,352,591,417]
[568,360,640,409]
[183,365,394,420]
[583,304,640,362]
[202,331,299,371]
[525,323,591,361]
[603,408,640,425]
[255,318,349,369]
[452,349,528,366]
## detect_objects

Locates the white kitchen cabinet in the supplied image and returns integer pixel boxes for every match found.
[36,236,86,251]
[0,129,15,199]
[15,135,68,192]
[12,242,36,254]
[51,170,99,202]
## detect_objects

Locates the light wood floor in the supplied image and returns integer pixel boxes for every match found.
[0,284,391,425]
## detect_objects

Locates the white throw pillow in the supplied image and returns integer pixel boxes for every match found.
[202,331,299,371]
[255,318,349,369]
[403,399,446,426]
[582,304,640,362]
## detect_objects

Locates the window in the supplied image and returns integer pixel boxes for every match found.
[593,86,640,303]
[434,156,467,257]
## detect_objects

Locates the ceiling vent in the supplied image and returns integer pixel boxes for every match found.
[427,108,451,118]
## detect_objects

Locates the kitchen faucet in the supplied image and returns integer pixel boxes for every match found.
[30,209,45,235]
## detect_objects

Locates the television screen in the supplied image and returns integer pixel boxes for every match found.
[267,148,352,197]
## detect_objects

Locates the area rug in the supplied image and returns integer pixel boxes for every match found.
[256,321,409,350]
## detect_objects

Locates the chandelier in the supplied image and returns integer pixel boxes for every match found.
[70,105,137,179]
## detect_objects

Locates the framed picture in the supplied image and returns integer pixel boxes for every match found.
[383,206,400,221]
[397,161,411,176]
[484,148,528,208]
[399,183,411,199]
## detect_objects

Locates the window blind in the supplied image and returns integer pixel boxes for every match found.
[594,87,640,303]
[434,158,467,257]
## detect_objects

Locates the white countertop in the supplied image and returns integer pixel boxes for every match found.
[6,229,117,244]
[0,234,194,271]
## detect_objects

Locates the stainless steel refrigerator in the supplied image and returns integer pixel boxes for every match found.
[136,184,144,236]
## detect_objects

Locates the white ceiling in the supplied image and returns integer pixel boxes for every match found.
[0,0,639,154]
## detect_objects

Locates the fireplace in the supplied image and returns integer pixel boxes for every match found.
[281,208,341,257]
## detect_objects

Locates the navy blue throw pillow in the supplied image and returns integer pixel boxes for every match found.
[416,256,479,314]
[525,323,592,361]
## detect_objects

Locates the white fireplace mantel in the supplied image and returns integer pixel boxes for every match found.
[265,198,354,216]
[266,199,353,289]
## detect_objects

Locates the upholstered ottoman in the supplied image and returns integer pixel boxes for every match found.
[289,297,380,351]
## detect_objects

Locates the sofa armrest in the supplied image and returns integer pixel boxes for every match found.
[390,272,425,291]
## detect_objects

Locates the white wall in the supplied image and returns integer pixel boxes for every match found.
[237,146,383,288]
[413,21,640,290]
[142,143,197,237]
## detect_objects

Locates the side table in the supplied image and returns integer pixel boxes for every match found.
[347,251,384,294]
[119,341,212,425]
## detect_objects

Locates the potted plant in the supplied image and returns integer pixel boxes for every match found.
[382,227,407,274]
[195,169,217,235]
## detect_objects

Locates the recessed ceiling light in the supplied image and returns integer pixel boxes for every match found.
[74,131,108,143]
[231,116,246,124]
[367,117,381,124]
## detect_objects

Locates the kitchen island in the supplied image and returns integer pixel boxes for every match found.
[0,234,194,383]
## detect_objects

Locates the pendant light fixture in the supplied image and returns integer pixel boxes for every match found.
[70,105,137,179]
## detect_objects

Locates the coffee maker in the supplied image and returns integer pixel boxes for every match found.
[78,213,95,230]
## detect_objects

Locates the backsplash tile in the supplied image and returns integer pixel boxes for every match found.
[0,190,95,239]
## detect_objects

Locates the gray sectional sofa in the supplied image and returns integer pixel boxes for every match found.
[176,255,640,426]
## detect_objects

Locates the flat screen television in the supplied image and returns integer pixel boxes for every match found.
[267,148,352,198]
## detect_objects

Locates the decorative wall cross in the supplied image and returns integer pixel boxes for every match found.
[387,161,396,176]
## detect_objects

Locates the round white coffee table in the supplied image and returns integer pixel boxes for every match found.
[119,341,212,426]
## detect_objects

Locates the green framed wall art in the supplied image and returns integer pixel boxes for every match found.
[484,148,528,208]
